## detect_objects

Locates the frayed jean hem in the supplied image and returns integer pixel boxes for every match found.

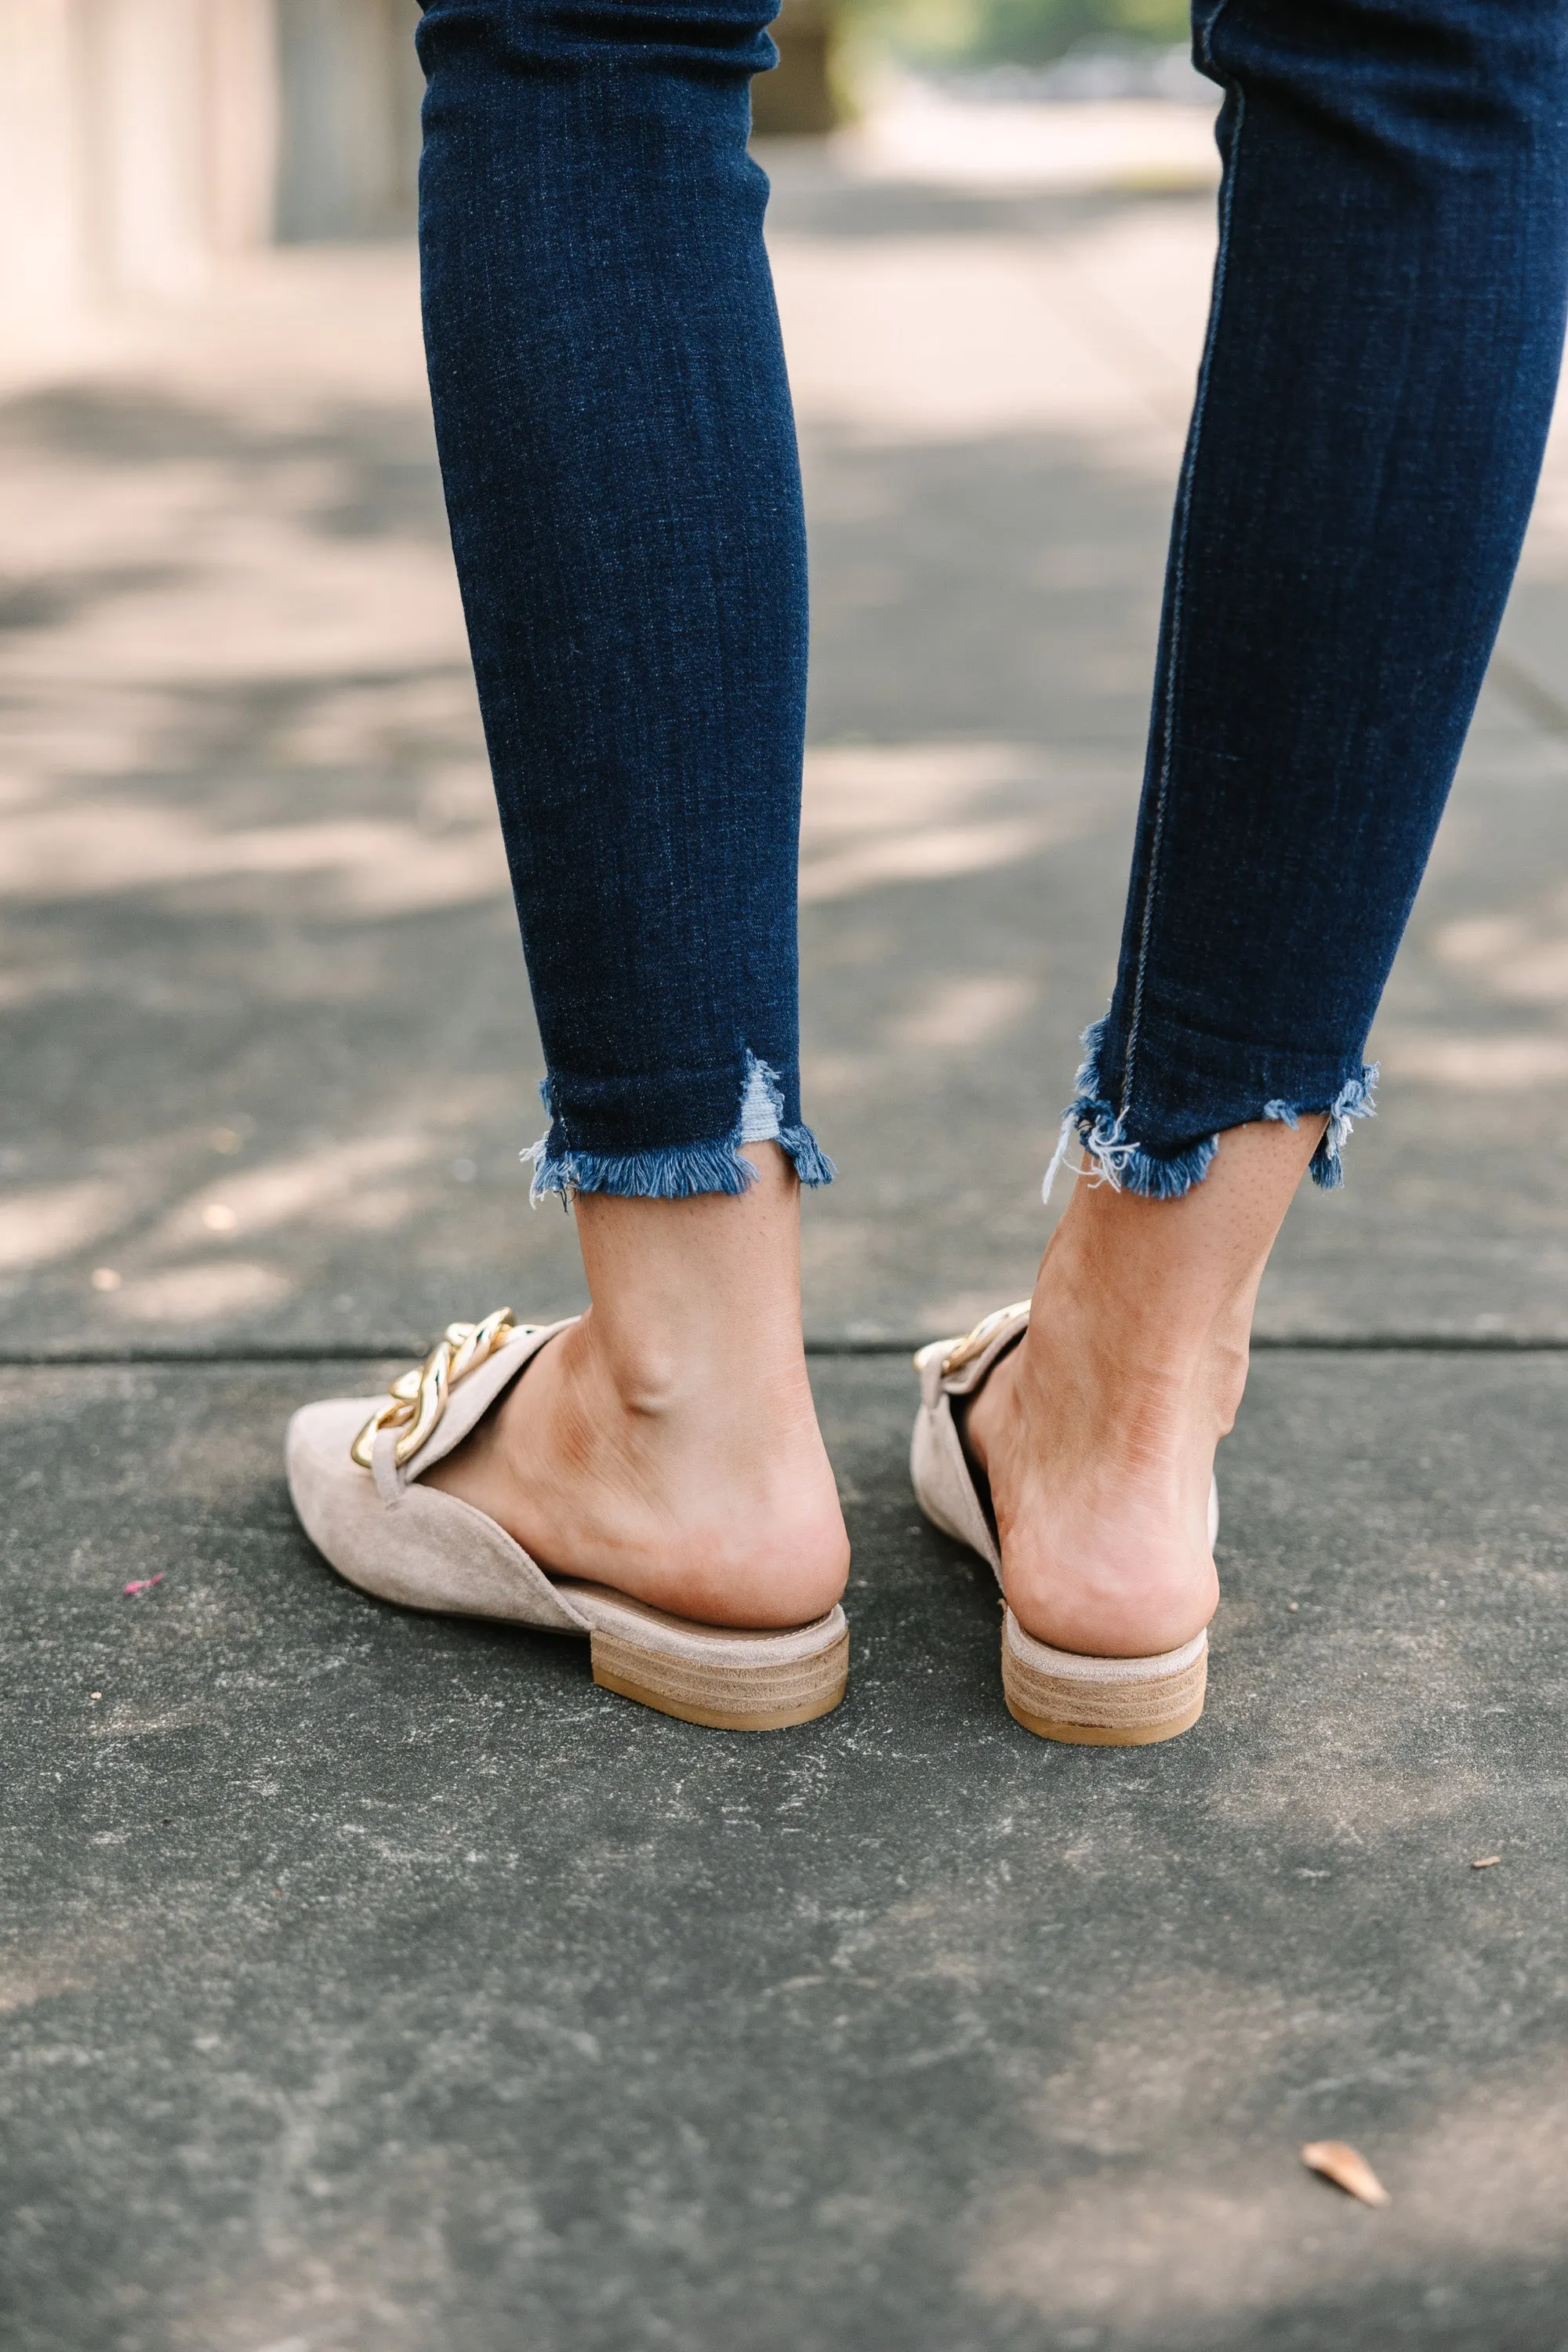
[524,1052,835,1204]
[1293,1066,1379,1192]
[1043,1017,1377,1204]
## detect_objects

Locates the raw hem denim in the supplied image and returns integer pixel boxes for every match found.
[1048,0,1568,1201]
[419,0,1568,1207]
[525,1054,835,1203]
[1044,1016,1378,1203]
[417,0,831,1198]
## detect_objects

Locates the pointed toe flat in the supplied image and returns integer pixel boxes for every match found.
[287,1310,849,1732]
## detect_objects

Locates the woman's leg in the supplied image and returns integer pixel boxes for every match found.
[414,0,847,1624]
[971,0,1568,1653]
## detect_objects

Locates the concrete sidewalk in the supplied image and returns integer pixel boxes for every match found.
[3,126,1568,2350]
[9,1351,1568,2350]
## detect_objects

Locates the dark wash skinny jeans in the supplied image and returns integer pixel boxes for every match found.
[417,0,1568,1203]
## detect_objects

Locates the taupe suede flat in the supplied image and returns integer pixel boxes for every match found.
[287,1311,849,1731]
[911,1300,1213,1745]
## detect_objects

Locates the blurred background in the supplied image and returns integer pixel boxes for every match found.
[0,0,1202,303]
[5,0,1568,1359]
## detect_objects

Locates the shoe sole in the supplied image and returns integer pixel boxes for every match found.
[1002,1693,1207,1746]
[591,1624,850,1730]
[564,1584,849,1732]
[1000,1610,1207,1747]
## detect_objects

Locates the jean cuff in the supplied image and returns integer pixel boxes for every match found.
[524,1052,834,1203]
[1043,1015,1378,1203]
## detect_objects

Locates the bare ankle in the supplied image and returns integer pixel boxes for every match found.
[430,1142,849,1628]
[564,1313,686,1423]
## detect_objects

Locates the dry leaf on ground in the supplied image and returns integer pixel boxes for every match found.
[1301,2140,1390,2206]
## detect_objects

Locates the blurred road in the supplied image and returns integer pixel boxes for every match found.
[5,101,1568,2352]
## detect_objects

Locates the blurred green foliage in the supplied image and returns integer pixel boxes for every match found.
[842,0,1190,66]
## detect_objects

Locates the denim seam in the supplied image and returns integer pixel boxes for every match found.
[1120,48,1244,1124]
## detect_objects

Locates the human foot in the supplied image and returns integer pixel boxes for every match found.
[964,1116,1322,1657]
[425,1144,849,1630]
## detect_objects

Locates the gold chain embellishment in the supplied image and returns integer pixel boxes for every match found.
[350,1307,523,1470]
[936,1298,1033,1379]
